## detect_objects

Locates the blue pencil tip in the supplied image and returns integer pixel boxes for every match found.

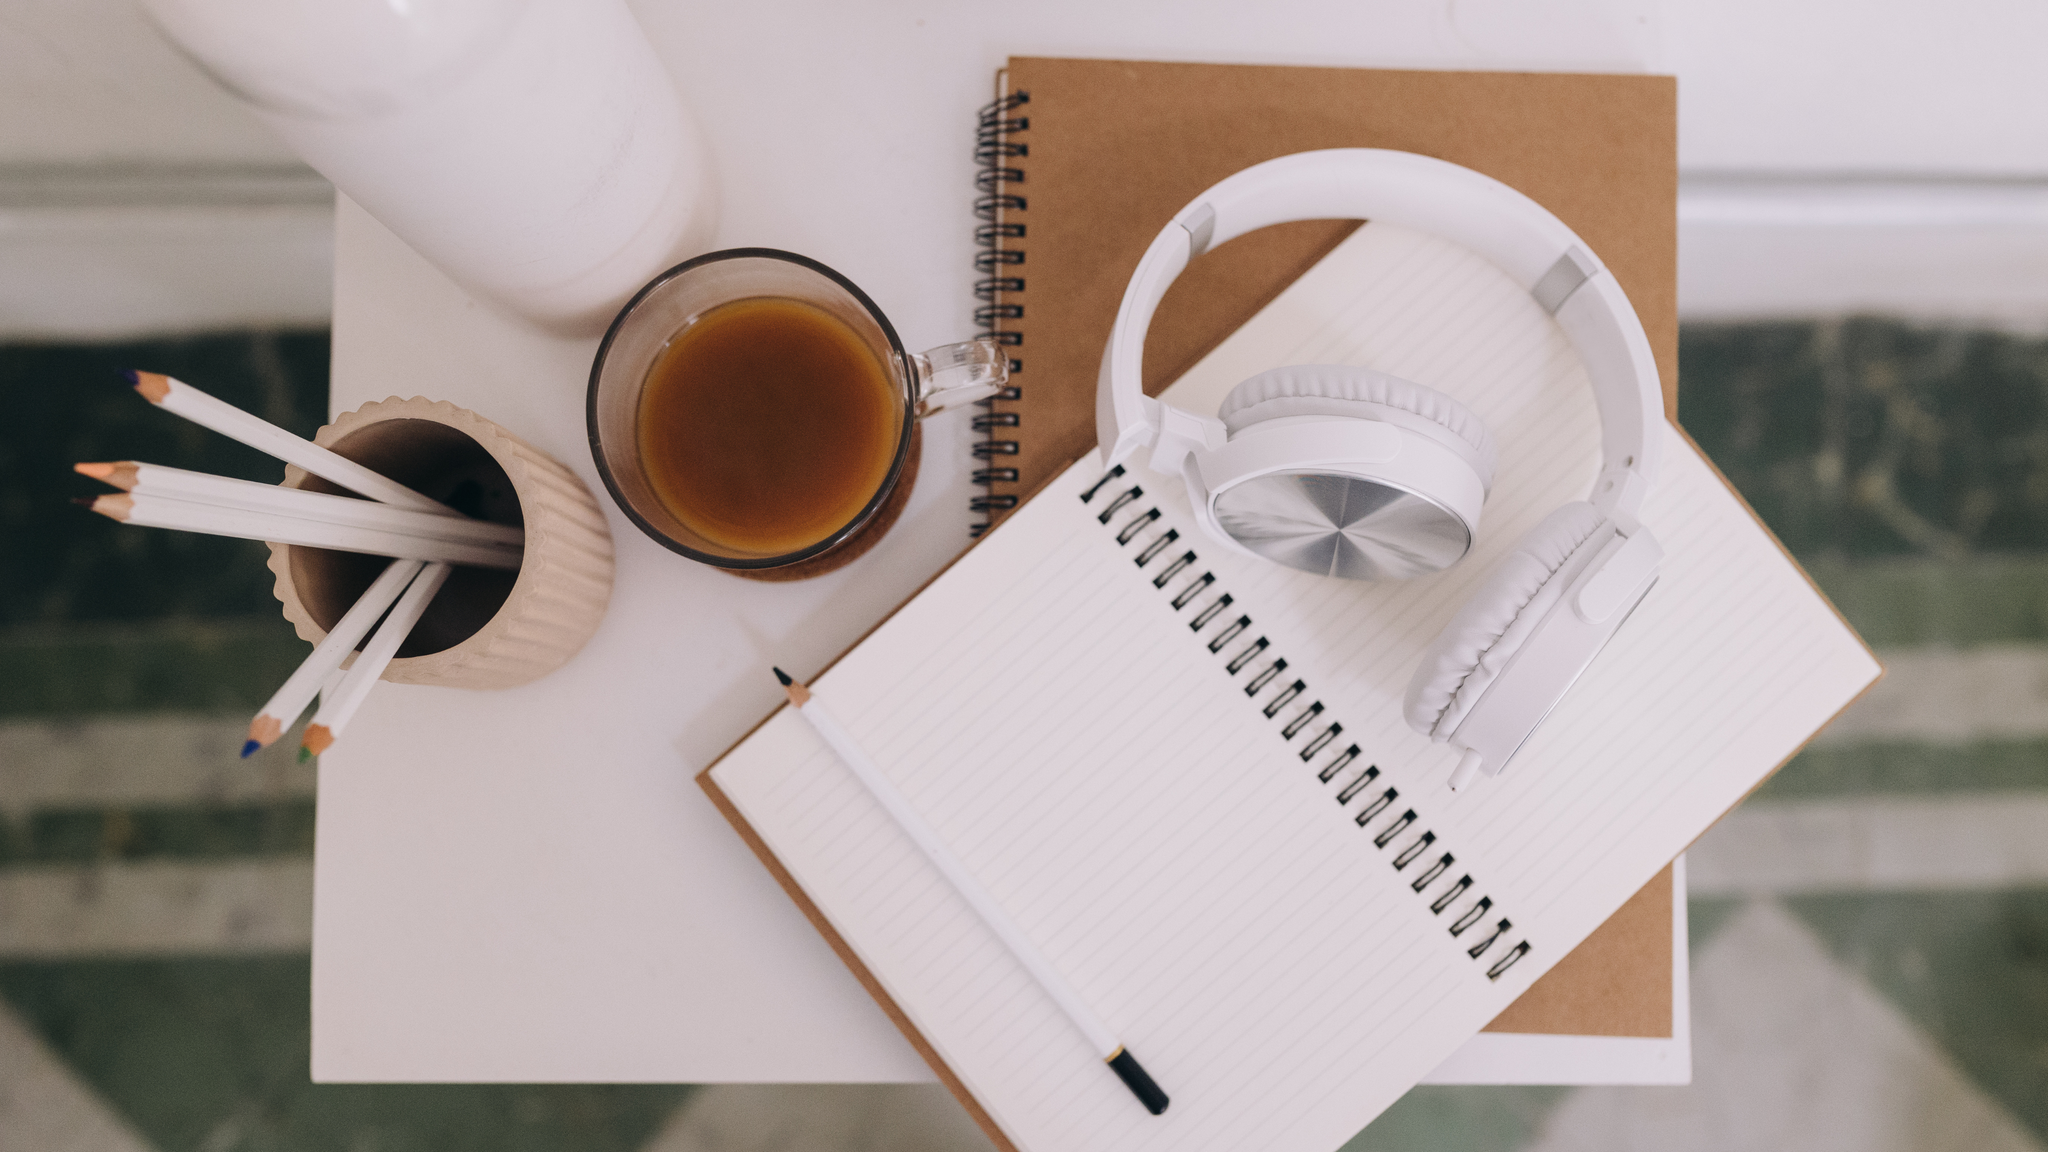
[119,368,138,385]
[240,740,261,758]
[773,666,793,686]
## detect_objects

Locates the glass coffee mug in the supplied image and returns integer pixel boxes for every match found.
[588,249,1007,573]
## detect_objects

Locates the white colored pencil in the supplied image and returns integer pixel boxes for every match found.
[77,461,523,549]
[85,493,520,571]
[301,562,453,757]
[243,558,426,756]
[128,370,460,517]
[773,668,1170,1115]
[319,666,349,705]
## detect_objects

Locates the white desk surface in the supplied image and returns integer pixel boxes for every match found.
[313,0,1663,1082]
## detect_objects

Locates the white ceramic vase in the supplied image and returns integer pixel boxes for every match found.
[142,0,717,333]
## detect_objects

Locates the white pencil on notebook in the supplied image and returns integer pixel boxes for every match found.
[773,667,1171,1115]
[301,562,453,759]
[76,462,524,549]
[127,370,460,517]
[81,493,521,571]
[318,666,350,708]
[242,558,427,757]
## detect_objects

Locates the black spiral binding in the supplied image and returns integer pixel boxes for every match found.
[1081,467,1533,981]
[971,86,1030,536]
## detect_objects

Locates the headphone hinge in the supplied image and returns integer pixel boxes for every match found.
[1147,404,1227,478]
[1590,464,1651,524]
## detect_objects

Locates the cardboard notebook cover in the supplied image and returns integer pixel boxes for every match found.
[975,56,1677,1039]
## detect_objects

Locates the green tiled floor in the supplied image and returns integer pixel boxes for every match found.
[1758,738,2048,800]
[0,959,689,1152]
[0,335,321,724]
[5,318,2048,1150]
[0,620,310,719]
[1349,1086,1567,1152]
[0,799,315,866]
[1790,891,2048,1139]
[1682,320,2048,559]
[0,333,330,633]
[1803,554,2048,647]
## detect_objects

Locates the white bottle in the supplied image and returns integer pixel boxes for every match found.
[142,0,717,333]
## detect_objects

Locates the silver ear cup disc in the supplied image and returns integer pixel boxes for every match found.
[1211,471,1472,580]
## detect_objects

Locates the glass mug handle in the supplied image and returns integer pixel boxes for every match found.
[911,337,1009,418]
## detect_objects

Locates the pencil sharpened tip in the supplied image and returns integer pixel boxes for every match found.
[240,740,261,759]
[120,368,138,385]
[773,666,793,686]
[300,724,333,758]
[69,496,95,507]
[74,462,114,479]
[128,370,170,402]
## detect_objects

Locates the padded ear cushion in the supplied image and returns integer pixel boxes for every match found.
[1218,365,1499,487]
[1403,502,1609,740]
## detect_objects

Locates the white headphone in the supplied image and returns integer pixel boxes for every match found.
[1097,149,1666,791]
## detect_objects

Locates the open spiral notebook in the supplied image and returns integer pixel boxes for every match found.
[702,223,1878,1152]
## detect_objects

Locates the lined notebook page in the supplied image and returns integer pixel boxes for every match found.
[709,224,1878,1152]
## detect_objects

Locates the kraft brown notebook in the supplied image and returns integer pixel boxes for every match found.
[970,56,1679,1040]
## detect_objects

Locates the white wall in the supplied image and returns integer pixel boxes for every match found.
[1,0,2045,336]
[6,0,2041,176]
[0,0,291,164]
[1665,0,2048,176]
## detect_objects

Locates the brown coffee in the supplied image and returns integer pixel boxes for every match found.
[636,297,902,557]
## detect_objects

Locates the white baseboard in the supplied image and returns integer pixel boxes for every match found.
[9,170,2048,341]
[1679,176,2048,331]
[0,164,333,340]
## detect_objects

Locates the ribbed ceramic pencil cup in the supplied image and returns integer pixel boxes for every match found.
[267,397,614,689]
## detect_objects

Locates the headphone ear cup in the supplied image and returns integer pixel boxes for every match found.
[1404,503,1608,741]
[1217,365,1497,487]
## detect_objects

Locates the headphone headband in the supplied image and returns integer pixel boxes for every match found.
[1098,150,1663,516]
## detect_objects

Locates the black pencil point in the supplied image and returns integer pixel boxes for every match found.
[772,666,793,686]
[1107,1047,1169,1114]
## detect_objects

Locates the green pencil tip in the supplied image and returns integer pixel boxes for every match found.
[298,745,313,764]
